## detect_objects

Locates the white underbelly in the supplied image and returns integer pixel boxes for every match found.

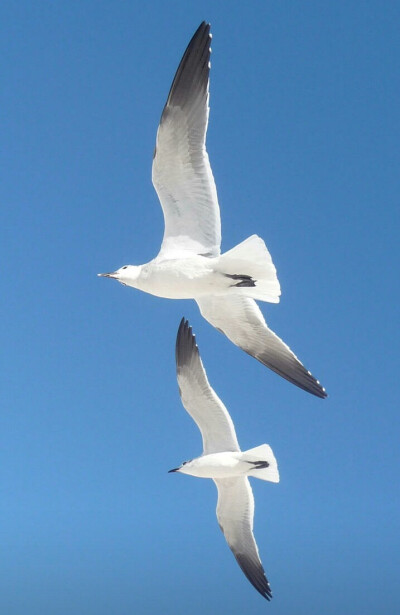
[136,259,222,299]
[182,452,247,479]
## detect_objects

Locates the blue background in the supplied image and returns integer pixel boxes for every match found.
[1,1,399,613]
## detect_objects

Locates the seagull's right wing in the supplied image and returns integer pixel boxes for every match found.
[152,22,221,260]
[176,318,240,455]
[197,295,327,398]
[214,477,272,601]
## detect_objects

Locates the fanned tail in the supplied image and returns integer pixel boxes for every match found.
[218,235,281,303]
[242,444,280,483]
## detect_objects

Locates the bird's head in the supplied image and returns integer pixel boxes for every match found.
[97,265,141,287]
[168,459,193,475]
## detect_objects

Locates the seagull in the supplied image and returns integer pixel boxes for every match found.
[170,318,279,600]
[98,22,326,398]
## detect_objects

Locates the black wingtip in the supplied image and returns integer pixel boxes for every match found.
[176,318,199,370]
[163,21,212,112]
[255,349,328,399]
[235,553,273,601]
[303,374,327,399]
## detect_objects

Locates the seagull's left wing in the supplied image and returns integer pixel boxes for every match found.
[152,22,221,260]
[176,318,240,455]
[214,477,272,601]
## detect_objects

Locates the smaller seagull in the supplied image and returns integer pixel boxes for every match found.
[170,318,280,600]
[98,22,327,398]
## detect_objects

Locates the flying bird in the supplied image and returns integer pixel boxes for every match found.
[98,22,326,398]
[170,318,279,600]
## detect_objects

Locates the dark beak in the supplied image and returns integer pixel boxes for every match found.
[168,468,179,473]
[97,272,117,278]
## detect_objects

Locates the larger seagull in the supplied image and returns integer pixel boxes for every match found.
[99,22,326,398]
[170,318,279,600]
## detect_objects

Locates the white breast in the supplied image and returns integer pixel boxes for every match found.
[135,257,219,299]
[179,452,250,479]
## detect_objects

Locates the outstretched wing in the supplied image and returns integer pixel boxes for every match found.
[175,318,240,455]
[214,477,272,600]
[152,22,221,259]
[197,295,327,398]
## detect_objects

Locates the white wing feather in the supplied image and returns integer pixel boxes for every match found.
[152,22,221,259]
[175,319,239,455]
[214,477,272,600]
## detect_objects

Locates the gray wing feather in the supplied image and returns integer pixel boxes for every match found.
[176,318,240,455]
[152,22,221,259]
[197,295,327,398]
[214,477,272,600]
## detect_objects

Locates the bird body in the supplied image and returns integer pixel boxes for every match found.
[170,446,279,481]
[101,234,280,301]
[105,257,216,298]
[171,451,248,479]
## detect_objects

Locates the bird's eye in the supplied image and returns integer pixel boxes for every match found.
[122,266,128,270]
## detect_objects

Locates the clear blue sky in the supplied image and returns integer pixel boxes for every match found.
[1,1,399,613]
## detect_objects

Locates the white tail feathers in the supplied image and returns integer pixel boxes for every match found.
[218,235,281,303]
[242,444,280,483]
